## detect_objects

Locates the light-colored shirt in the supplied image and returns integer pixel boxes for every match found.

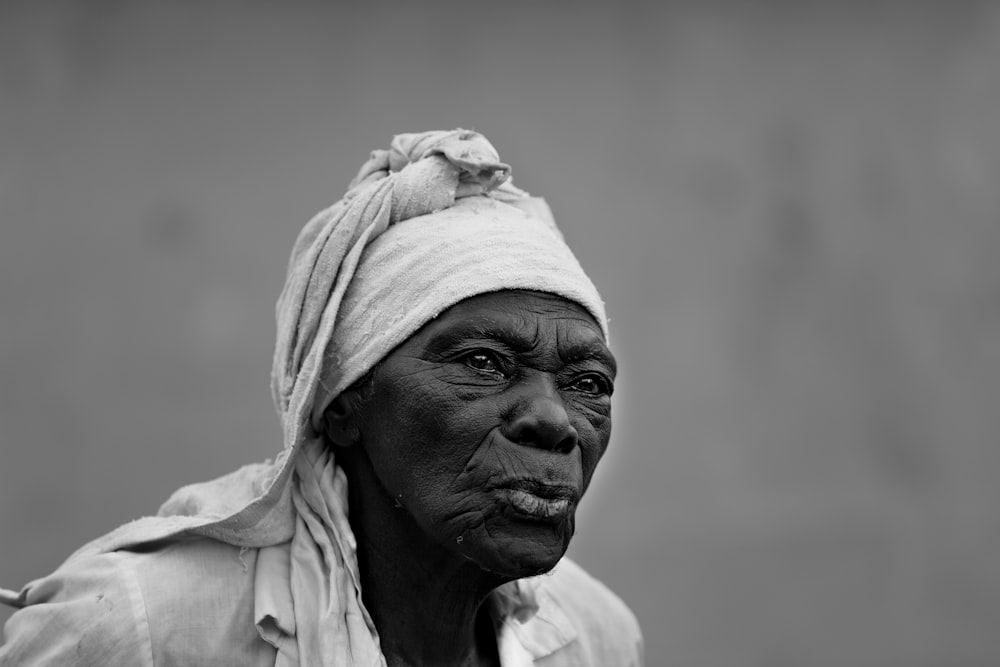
[0,537,642,666]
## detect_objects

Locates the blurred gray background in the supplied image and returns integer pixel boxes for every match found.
[2,2,1000,665]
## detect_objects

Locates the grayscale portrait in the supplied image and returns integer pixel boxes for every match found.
[3,3,1000,666]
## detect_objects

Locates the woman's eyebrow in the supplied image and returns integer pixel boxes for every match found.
[561,340,617,372]
[428,321,615,368]
[425,320,530,353]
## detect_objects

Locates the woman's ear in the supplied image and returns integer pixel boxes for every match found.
[322,392,362,448]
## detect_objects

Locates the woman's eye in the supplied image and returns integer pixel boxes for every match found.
[572,374,611,396]
[462,351,503,375]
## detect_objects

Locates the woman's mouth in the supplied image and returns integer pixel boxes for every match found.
[498,481,576,521]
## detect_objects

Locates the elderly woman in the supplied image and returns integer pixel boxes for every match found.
[0,130,642,666]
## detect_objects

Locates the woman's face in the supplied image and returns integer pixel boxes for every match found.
[350,290,616,578]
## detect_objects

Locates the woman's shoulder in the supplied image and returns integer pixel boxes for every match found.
[528,557,644,666]
[0,538,276,666]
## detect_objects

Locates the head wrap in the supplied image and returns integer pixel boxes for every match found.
[271,129,607,433]
[49,130,608,666]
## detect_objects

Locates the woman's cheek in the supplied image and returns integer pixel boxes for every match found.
[411,476,495,529]
[578,422,612,487]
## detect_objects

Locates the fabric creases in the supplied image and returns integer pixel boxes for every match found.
[287,439,383,666]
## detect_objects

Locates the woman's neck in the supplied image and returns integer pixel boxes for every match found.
[341,447,507,666]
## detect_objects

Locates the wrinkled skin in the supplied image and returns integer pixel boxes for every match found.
[329,289,616,577]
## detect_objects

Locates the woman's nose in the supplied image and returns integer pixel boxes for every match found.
[503,380,578,453]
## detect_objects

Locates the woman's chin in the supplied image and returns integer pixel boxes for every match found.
[469,532,571,579]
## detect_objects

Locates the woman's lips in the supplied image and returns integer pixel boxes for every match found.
[497,481,577,521]
[504,489,571,520]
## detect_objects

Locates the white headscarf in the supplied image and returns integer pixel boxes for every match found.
[271,129,608,428]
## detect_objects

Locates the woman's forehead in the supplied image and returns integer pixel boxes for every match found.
[435,291,596,330]
[451,289,592,316]
[410,290,612,362]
